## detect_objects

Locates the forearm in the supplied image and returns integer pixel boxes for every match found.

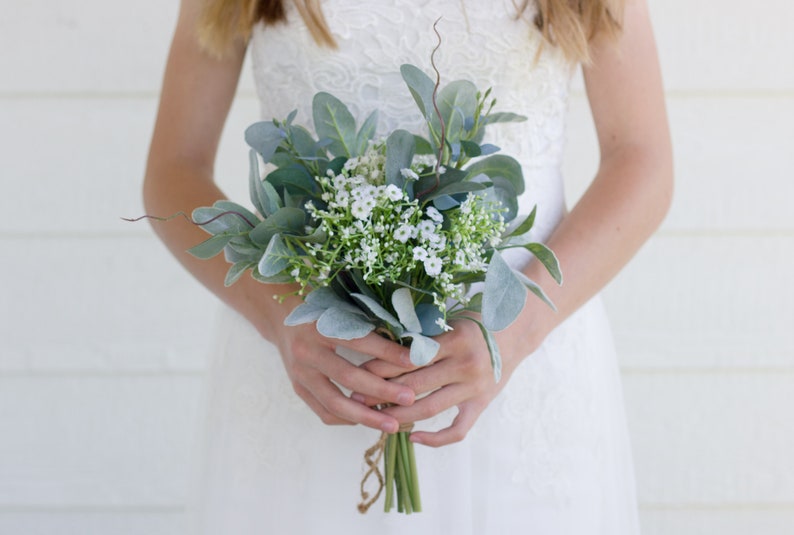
[512,146,673,351]
[142,165,298,342]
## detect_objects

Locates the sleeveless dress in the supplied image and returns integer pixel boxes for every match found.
[184,1,641,533]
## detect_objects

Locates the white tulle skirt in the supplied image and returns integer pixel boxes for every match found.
[183,296,640,534]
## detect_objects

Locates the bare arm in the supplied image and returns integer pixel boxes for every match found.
[376,0,674,446]
[145,0,416,433]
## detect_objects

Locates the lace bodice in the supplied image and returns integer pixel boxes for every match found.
[250,0,576,243]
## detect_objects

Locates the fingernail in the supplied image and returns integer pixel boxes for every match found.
[396,391,413,406]
[381,421,397,434]
[351,393,366,404]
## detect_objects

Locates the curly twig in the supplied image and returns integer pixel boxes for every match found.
[416,17,446,200]
[121,210,258,229]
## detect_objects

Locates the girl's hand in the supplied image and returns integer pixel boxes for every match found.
[352,312,545,447]
[270,303,419,433]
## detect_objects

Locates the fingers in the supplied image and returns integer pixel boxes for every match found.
[343,332,413,368]
[306,373,401,433]
[409,401,484,448]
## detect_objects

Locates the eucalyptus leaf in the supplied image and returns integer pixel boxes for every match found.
[416,303,445,336]
[288,124,322,158]
[284,302,327,326]
[503,206,537,240]
[432,194,460,210]
[267,165,317,196]
[224,261,255,287]
[400,64,436,120]
[187,234,235,259]
[192,206,253,235]
[213,201,260,228]
[464,154,525,196]
[355,110,379,156]
[257,233,292,277]
[403,332,440,366]
[391,288,422,333]
[431,80,478,142]
[385,129,416,189]
[250,269,295,284]
[413,135,434,155]
[460,140,482,158]
[479,143,501,156]
[482,249,527,331]
[249,207,306,246]
[248,149,269,217]
[481,111,527,126]
[313,92,357,158]
[245,121,285,163]
[317,307,376,340]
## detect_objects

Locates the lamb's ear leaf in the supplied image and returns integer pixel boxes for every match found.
[391,288,422,333]
[351,293,404,336]
[284,302,327,326]
[224,261,255,287]
[482,250,527,331]
[525,242,563,285]
[316,308,375,340]
[460,317,502,382]
[403,332,440,366]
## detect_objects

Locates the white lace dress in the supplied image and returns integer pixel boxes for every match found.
[184,1,640,533]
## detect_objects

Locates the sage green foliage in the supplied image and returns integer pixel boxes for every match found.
[188,64,562,374]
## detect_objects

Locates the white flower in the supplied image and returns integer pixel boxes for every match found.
[413,247,429,262]
[426,206,443,223]
[393,224,413,243]
[424,255,442,277]
[351,199,374,220]
[400,168,419,181]
[435,317,453,332]
[385,184,404,202]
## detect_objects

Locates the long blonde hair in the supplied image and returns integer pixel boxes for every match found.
[198,0,624,62]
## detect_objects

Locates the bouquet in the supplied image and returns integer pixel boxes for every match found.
[184,64,561,513]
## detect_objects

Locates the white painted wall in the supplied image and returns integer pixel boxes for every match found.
[1,1,792,533]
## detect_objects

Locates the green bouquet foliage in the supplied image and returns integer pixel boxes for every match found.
[187,63,562,513]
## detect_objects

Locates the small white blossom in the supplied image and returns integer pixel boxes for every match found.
[435,317,453,332]
[424,256,442,277]
[413,247,429,261]
[394,224,413,243]
[400,168,419,181]
[385,184,404,202]
[426,206,443,223]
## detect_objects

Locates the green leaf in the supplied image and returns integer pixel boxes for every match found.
[213,201,260,227]
[416,303,445,336]
[460,317,502,382]
[481,111,527,126]
[312,92,357,158]
[391,288,422,333]
[248,149,269,217]
[317,308,375,340]
[385,129,416,189]
[306,286,364,316]
[351,293,404,336]
[288,124,322,158]
[503,206,536,239]
[224,261,254,287]
[355,110,379,156]
[249,207,306,247]
[400,64,436,120]
[187,234,235,259]
[525,242,563,285]
[257,234,291,277]
[191,206,253,235]
[422,180,488,203]
[431,80,478,143]
[478,176,518,222]
[464,154,525,196]
[482,250,527,331]
[513,270,557,311]
[245,121,285,163]
[267,165,317,196]
[284,302,326,326]
[413,135,434,155]
[460,140,482,158]
[403,332,440,366]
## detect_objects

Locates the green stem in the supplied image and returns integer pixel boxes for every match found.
[384,434,397,512]
[406,437,422,512]
[398,432,414,514]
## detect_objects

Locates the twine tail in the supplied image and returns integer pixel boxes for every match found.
[357,431,387,513]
